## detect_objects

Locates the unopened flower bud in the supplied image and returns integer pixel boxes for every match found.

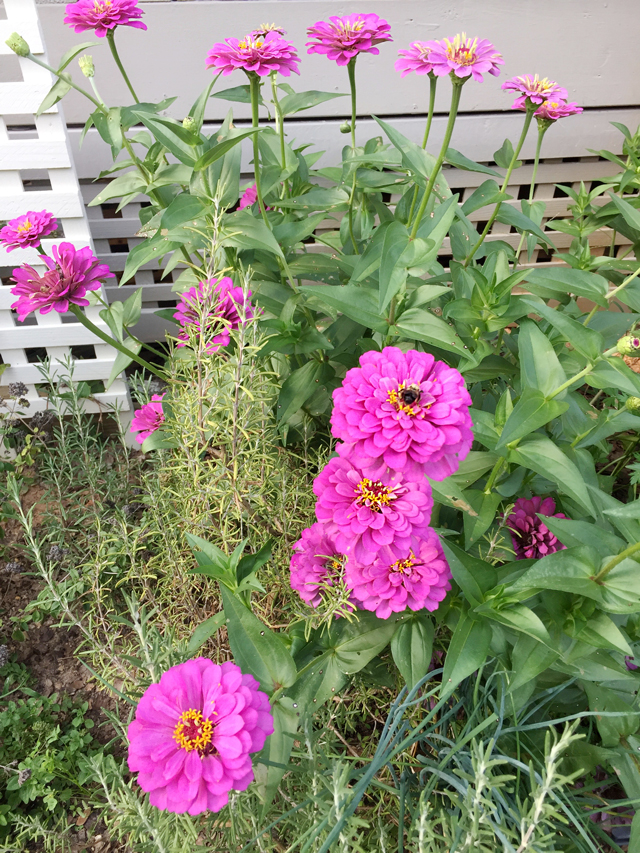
[340,121,351,134]
[626,396,640,415]
[617,334,640,356]
[182,116,197,132]
[78,54,94,78]
[6,33,30,57]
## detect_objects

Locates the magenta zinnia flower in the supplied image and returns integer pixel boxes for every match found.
[313,456,432,565]
[331,347,473,482]
[426,34,503,82]
[127,658,273,815]
[501,74,567,110]
[395,42,435,77]
[173,277,254,354]
[206,31,300,77]
[534,98,583,121]
[130,394,165,445]
[346,529,451,619]
[238,184,258,210]
[505,496,567,560]
[306,14,392,66]
[0,211,57,252]
[290,522,348,607]
[64,0,146,37]
[10,242,114,321]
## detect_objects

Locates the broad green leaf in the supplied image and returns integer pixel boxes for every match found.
[599,557,640,614]
[506,546,602,601]
[277,361,335,423]
[140,429,177,452]
[273,213,327,249]
[254,698,298,808]
[462,490,503,548]
[222,211,284,258]
[608,192,640,233]
[289,255,343,285]
[276,187,349,210]
[508,634,558,694]
[350,221,389,282]
[589,487,640,545]
[161,193,206,231]
[496,388,569,448]
[131,112,198,166]
[57,41,98,72]
[329,611,398,674]
[99,301,125,344]
[522,296,603,361]
[286,652,347,718]
[475,603,554,649]
[36,73,72,116]
[576,611,632,655]
[441,614,491,697]
[122,288,143,328]
[604,500,640,519]
[496,205,550,244]
[193,128,261,171]
[105,107,124,158]
[379,221,410,312]
[587,357,640,398]
[120,234,179,285]
[390,614,434,690]
[583,683,640,747]
[526,268,609,306]
[494,138,518,169]
[461,180,508,215]
[211,85,255,104]
[187,612,225,654]
[279,90,346,116]
[394,307,465,355]
[147,164,193,190]
[540,515,624,557]
[445,150,501,178]
[518,320,566,396]
[374,116,444,193]
[88,172,146,207]
[441,541,497,605]
[106,337,141,389]
[300,285,388,334]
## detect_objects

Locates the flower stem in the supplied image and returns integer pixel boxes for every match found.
[584,262,640,326]
[270,72,289,197]
[514,123,547,265]
[27,53,104,112]
[106,29,139,104]
[595,540,640,584]
[407,75,438,225]
[347,58,359,254]
[483,458,506,495]
[410,81,463,241]
[547,346,617,398]
[249,75,270,226]
[464,108,535,266]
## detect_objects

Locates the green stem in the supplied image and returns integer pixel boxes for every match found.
[515,124,547,265]
[483,458,506,495]
[27,53,104,112]
[464,109,535,267]
[547,346,617,398]
[347,59,359,254]
[106,29,139,104]
[69,305,166,380]
[584,262,640,326]
[407,75,438,225]
[249,75,269,227]
[270,72,289,197]
[595,541,640,584]
[410,81,463,241]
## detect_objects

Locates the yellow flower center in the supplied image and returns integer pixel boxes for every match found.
[355,478,396,512]
[516,74,556,95]
[391,555,415,575]
[443,33,478,66]
[94,0,112,10]
[16,221,32,233]
[173,709,213,753]
[335,18,365,35]
[238,37,263,50]
[387,383,428,416]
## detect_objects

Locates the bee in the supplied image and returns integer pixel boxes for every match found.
[400,385,421,406]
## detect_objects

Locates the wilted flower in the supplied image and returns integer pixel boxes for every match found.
[64,0,146,37]
[289,522,348,607]
[17,769,31,786]
[534,99,583,121]
[8,382,28,398]
[331,347,473,482]
[127,658,273,814]
[0,645,8,668]
[506,496,566,560]
[2,561,22,575]
[306,14,392,66]
[395,42,435,77]
[501,74,567,110]
[313,456,433,565]
[426,34,503,82]
[173,277,253,354]
[10,243,113,321]
[346,529,451,619]
[0,211,57,252]
[130,394,165,445]
[206,31,300,77]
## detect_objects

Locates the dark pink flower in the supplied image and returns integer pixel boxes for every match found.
[331,347,473,482]
[626,656,639,671]
[506,496,566,560]
[0,211,57,252]
[313,456,432,565]
[501,74,567,110]
[534,98,583,121]
[130,394,165,445]
[346,529,451,619]
[426,34,503,82]
[206,31,300,77]
[127,658,273,815]
[289,522,348,607]
[238,184,258,210]
[10,242,114,321]
[173,277,253,354]
[306,14,392,66]
[64,0,146,37]
[395,42,435,77]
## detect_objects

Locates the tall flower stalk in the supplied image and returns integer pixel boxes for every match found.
[408,74,438,225]
[106,29,139,103]
[514,121,548,264]
[249,75,269,224]
[346,58,359,253]
[270,72,289,197]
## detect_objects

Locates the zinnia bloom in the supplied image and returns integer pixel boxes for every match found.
[313,456,432,565]
[64,0,146,37]
[173,277,253,354]
[306,14,392,66]
[505,496,566,560]
[534,99,583,121]
[346,529,451,619]
[501,74,568,110]
[127,658,273,815]
[0,211,57,252]
[130,394,165,445]
[290,522,348,607]
[238,184,258,210]
[206,31,300,77]
[426,34,503,82]
[395,42,435,77]
[331,347,473,482]
[10,242,113,321]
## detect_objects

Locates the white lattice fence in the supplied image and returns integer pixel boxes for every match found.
[0,0,130,418]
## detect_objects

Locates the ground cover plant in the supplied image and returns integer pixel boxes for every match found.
[2,1,640,849]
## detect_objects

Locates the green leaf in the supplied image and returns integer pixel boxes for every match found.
[99,301,124,344]
[120,234,179,285]
[462,490,504,548]
[105,338,141,389]
[604,500,640,519]
[495,205,549,243]
[494,139,518,169]
[587,357,640,398]
[187,612,225,654]
[279,90,346,116]
[289,255,343,285]
[220,587,296,694]
[147,164,193,191]
[608,192,640,233]
[506,546,602,601]
[496,388,569,448]
[394,307,464,355]
[193,129,261,171]
[160,193,206,231]
[583,683,640,747]
[374,116,443,192]
[445,150,501,178]
[508,635,558,694]
[36,72,72,116]
[276,187,349,210]
[518,319,566,396]
[522,297,603,361]
[57,41,99,71]
[122,287,143,328]
[277,361,335,423]
[379,221,410,312]
[539,515,625,558]
[576,610,632,655]
[461,180,508,214]
[222,210,284,259]
[211,85,255,104]
[475,603,554,649]
[525,268,609,306]
[599,557,640,614]
[300,285,388,334]
[441,541,497,606]
[131,112,198,166]
[88,172,146,207]
[140,429,177,452]
[273,213,327,249]
[330,611,398,674]
[390,614,434,690]
[254,698,298,808]
[441,614,492,697]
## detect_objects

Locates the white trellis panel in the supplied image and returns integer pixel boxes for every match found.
[0,0,130,422]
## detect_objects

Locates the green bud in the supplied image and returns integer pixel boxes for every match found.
[182,116,197,132]
[78,54,94,78]
[339,121,351,134]
[617,334,640,356]
[626,396,640,415]
[6,32,30,57]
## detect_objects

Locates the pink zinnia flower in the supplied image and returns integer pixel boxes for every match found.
[173,277,253,354]
[306,14,392,66]
[501,74,568,110]
[10,242,114,322]
[0,211,57,252]
[395,42,435,77]
[331,347,473,482]
[505,496,567,560]
[238,184,258,210]
[534,98,583,121]
[127,658,273,815]
[205,31,300,77]
[426,33,503,82]
[346,529,451,619]
[290,522,349,607]
[313,456,432,565]
[64,0,146,37]
[130,394,165,445]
